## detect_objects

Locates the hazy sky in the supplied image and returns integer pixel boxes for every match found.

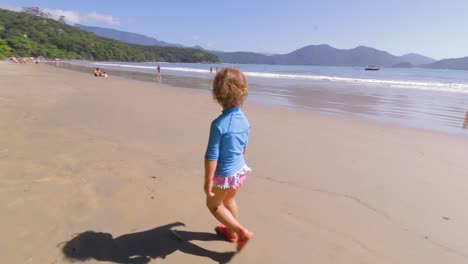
[1,0,467,59]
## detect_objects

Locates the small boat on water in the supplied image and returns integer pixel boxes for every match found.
[365,66,380,71]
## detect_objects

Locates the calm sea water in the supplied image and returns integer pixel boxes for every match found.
[68,61,468,136]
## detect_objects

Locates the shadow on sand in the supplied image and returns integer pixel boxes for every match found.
[61,222,235,264]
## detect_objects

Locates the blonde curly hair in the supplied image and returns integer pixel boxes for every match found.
[212,68,248,108]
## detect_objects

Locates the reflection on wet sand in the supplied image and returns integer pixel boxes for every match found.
[55,62,468,135]
[463,111,468,129]
[288,85,382,117]
[271,83,468,135]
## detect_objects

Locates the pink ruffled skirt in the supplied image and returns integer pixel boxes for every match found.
[213,165,251,189]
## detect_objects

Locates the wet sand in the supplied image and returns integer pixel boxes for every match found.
[1,62,468,263]
[64,61,468,136]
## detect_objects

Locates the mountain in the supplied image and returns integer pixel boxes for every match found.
[76,24,184,47]
[399,53,435,65]
[7,8,460,69]
[0,8,218,62]
[279,45,402,66]
[74,24,442,68]
[423,56,468,70]
[216,45,433,67]
[73,24,439,67]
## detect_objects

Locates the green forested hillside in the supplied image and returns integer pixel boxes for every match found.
[0,8,219,62]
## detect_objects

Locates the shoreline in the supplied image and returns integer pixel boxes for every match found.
[2,63,468,263]
[55,61,468,137]
[51,61,468,139]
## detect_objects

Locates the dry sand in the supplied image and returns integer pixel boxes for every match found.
[1,62,468,264]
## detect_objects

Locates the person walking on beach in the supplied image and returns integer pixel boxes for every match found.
[156,65,161,79]
[204,68,253,252]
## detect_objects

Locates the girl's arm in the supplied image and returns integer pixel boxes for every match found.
[205,121,221,197]
[204,159,218,197]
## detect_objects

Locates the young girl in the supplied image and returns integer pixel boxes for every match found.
[204,68,253,252]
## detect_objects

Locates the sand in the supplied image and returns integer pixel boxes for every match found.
[1,62,468,264]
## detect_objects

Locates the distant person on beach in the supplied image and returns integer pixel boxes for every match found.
[210,66,213,73]
[94,68,102,77]
[463,111,468,129]
[204,68,253,252]
[156,65,161,79]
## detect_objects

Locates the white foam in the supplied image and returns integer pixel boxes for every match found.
[92,63,468,94]
[94,63,159,70]
[243,71,468,94]
[94,63,210,73]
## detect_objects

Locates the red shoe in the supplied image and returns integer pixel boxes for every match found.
[215,224,238,243]
[236,228,253,252]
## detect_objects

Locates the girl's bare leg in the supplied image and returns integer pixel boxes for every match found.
[206,187,253,252]
[223,188,239,220]
[206,187,243,234]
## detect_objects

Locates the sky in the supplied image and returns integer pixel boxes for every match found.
[1,0,468,60]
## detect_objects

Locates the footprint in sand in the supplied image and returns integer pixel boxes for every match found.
[147,176,160,200]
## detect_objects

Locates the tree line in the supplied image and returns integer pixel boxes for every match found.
[0,8,219,62]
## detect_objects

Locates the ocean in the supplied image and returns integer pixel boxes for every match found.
[67,61,468,136]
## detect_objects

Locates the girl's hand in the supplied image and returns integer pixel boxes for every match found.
[204,180,215,197]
